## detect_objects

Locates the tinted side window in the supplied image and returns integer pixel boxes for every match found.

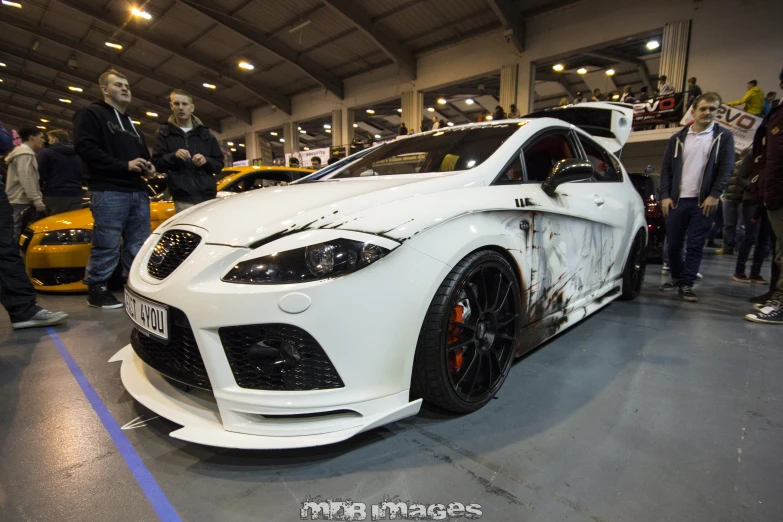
[578,136,621,182]
[494,155,524,185]
[522,132,576,182]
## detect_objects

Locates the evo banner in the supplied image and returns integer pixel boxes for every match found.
[632,94,685,128]
[680,104,761,151]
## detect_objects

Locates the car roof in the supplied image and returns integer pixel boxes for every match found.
[217,166,315,189]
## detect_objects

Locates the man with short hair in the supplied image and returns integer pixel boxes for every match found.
[152,89,223,214]
[38,129,84,215]
[73,69,154,309]
[658,75,675,96]
[310,156,321,170]
[591,88,604,102]
[5,127,46,242]
[0,120,68,329]
[660,93,736,301]
[728,80,765,115]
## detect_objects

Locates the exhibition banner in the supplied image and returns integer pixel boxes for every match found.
[680,104,761,151]
[285,147,331,168]
[632,94,685,128]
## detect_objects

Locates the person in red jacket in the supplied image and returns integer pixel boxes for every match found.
[745,68,783,324]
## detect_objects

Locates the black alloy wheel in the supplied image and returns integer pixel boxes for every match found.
[619,230,647,301]
[412,250,522,413]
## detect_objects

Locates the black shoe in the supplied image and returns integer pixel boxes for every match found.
[745,301,783,324]
[660,279,678,291]
[750,292,772,304]
[679,286,698,302]
[88,283,123,309]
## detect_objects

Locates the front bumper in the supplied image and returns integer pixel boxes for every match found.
[22,231,90,292]
[116,226,448,448]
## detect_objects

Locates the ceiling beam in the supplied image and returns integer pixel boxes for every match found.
[585,50,642,67]
[0,112,32,130]
[446,102,475,123]
[367,116,399,135]
[180,0,344,99]
[485,0,525,53]
[558,77,580,99]
[53,0,292,114]
[428,87,501,97]
[320,0,416,78]
[0,16,251,124]
[637,62,653,92]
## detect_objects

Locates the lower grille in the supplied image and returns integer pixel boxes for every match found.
[219,324,344,391]
[31,267,85,286]
[130,307,211,390]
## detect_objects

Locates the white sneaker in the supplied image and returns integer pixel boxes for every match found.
[696,273,703,279]
[12,309,69,329]
[662,263,670,274]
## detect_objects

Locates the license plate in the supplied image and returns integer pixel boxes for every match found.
[125,288,169,341]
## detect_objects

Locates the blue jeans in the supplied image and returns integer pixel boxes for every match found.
[84,191,150,285]
[721,200,743,251]
[665,198,715,287]
[735,204,770,277]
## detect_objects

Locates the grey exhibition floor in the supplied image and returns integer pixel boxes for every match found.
[1,254,781,522]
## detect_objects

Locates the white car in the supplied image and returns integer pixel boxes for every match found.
[112,103,647,449]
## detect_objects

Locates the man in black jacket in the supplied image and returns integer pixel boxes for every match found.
[152,89,223,213]
[73,69,154,309]
[660,93,735,301]
[39,129,83,215]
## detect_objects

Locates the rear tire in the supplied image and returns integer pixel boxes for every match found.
[411,250,522,413]
[619,230,647,301]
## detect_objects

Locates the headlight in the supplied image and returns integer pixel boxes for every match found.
[39,229,93,245]
[222,238,391,284]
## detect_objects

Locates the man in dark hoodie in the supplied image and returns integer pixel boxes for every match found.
[73,69,153,309]
[660,92,735,302]
[38,129,83,215]
[152,89,223,213]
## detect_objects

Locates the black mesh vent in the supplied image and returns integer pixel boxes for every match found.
[219,324,344,391]
[147,230,201,280]
[130,307,211,390]
[31,267,85,286]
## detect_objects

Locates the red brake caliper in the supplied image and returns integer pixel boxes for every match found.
[448,304,465,374]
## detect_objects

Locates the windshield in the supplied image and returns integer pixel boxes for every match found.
[319,124,519,179]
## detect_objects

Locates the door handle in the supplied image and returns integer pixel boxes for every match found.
[594,195,605,206]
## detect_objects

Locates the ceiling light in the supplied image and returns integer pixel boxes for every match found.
[132,120,141,125]
[606,69,615,76]
[366,109,375,114]
[59,98,72,103]
[202,83,216,90]
[2,1,23,7]
[227,141,234,146]
[238,61,255,70]
[437,98,447,105]
[427,107,435,112]
[279,138,285,142]
[374,134,381,139]
[465,98,474,105]
[105,42,123,50]
[552,64,564,72]
[40,118,50,123]
[352,123,358,128]
[397,108,402,113]
[131,7,151,19]
[485,115,493,121]
[146,111,158,117]
[299,130,307,134]
[270,131,278,136]
[230,147,237,152]
[239,144,245,147]
[0,62,6,67]
[68,86,83,92]
[325,129,331,133]
[37,125,46,129]
[0,79,3,82]
[612,94,620,100]
[324,124,331,129]
[447,122,454,126]
[647,40,660,50]
[577,68,587,75]
[303,146,310,151]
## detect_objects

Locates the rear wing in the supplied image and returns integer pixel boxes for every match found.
[525,102,633,154]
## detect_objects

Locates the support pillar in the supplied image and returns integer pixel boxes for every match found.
[401,90,423,133]
[516,61,534,115]
[244,130,258,163]
[341,108,354,149]
[500,64,519,113]
[659,20,690,93]
[331,109,343,148]
[282,122,299,156]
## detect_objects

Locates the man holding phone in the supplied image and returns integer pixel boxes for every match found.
[74,69,154,309]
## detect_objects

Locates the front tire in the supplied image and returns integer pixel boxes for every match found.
[411,250,522,413]
[619,230,647,301]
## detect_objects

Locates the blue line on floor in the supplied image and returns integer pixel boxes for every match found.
[46,328,181,522]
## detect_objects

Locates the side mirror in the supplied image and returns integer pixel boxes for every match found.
[541,159,594,197]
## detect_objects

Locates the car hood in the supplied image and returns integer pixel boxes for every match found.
[28,208,93,233]
[168,173,479,247]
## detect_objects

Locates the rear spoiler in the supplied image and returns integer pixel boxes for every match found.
[524,102,633,154]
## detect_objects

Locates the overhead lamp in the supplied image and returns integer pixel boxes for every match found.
[59,98,72,103]
[238,61,255,70]
[464,98,474,105]
[270,131,278,136]
[577,68,587,75]
[2,1,23,7]
[202,83,216,90]
[105,42,123,50]
[40,118,50,123]
[146,111,158,117]
[0,79,3,82]
[279,138,285,142]
[299,130,307,134]
[230,147,237,152]
[485,115,493,121]
[37,125,46,129]
[325,129,331,133]
[131,7,151,19]
[239,144,245,147]
[324,124,331,129]
[132,120,141,125]
[374,134,381,139]
[447,122,454,126]
[227,141,234,146]
[303,146,310,151]
[606,69,615,76]
[352,123,358,128]
[427,107,435,112]
[437,98,447,105]
[612,94,620,100]
[552,64,564,72]
[0,62,5,67]
[68,86,83,92]
[647,40,660,50]
[365,109,375,114]
[397,108,402,113]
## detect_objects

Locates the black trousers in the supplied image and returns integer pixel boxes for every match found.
[0,187,38,322]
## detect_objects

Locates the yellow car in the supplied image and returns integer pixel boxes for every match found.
[20,166,314,292]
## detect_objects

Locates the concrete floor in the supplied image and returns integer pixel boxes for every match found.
[1,254,781,522]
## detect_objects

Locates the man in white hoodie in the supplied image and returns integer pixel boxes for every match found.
[5,127,46,242]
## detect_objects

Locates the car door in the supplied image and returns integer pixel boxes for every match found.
[520,129,612,324]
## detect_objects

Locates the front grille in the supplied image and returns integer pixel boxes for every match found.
[147,230,201,280]
[219,324,344,391]
[20,228,34,253]
[31,267,85,286]
[130,307,211,390]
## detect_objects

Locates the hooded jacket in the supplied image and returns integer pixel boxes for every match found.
[728,86,766,116]
[753,102,783,210]
[660,123,735,204]
[38,143,83,197]
[73,100,150,192]
[151,115,224,203]
[4,145,43,206]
